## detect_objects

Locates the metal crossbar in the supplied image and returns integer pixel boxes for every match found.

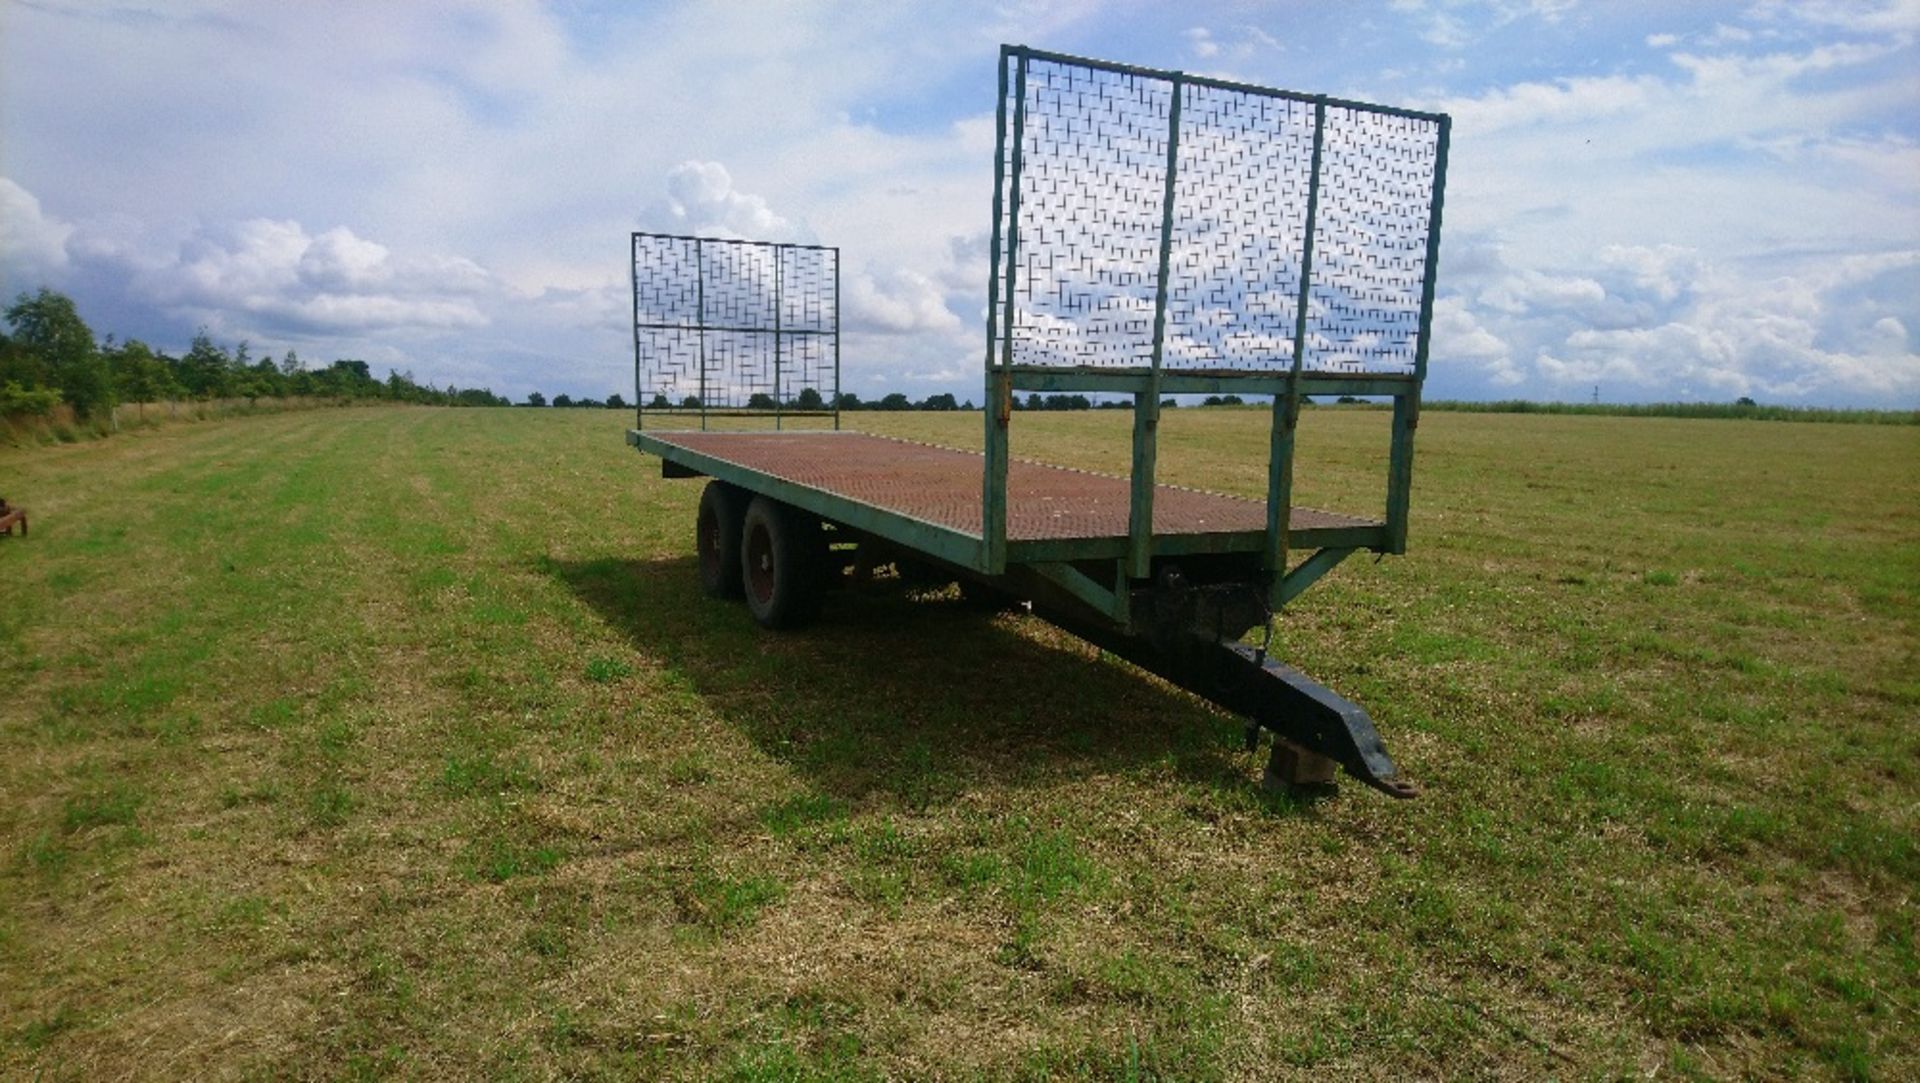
[631,232,840,431]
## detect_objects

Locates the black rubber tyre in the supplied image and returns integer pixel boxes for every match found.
[740,496,826,629]
[696,482,748,599]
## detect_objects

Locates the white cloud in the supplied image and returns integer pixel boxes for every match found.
[1667,40,1902,91]
[1175,21,1281,73]
[1747,0,1920,35]
[1437,74,1664,133]
[1480,270,1608,315]
[632,162,964,341]
[1420,12,1472,48]
[1519,249,1920,401]
[121,217,491,338]
[298,229,394,292]
[1392,0,1579,49]
[655,161,797,240]
[1432,295,1520,385]
[1598,244,1702,304]
[1749,132,1920,195]
[845,266,962,335]
[1866,316,1910,352]
[0,177,73,286]
[1430,34,1907,169]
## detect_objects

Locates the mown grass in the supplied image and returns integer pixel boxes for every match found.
[1417,399,1919,425]
[1,395,365,449]
[1,405,1913,1079]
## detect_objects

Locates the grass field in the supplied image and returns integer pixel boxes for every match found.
[1,405,1914,1080]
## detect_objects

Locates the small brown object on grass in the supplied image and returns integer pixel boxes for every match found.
[1265,741,1338,788]
[0,497,26,537]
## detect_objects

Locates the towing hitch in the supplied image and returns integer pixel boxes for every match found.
[1034,607,1417,799]
[1214,644,1418,799]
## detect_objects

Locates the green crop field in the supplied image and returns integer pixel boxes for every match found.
[1,406,1914,1080]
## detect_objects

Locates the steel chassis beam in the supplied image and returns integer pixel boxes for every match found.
[1034,594,1415,798]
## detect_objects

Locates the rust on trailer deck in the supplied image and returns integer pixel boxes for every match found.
[647,430,1374,541]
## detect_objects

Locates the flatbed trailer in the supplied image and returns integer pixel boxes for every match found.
[627,45,1450,797]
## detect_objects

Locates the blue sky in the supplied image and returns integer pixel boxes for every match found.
[3,0,1916,406]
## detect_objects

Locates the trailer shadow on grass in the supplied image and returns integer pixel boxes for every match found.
[545,554,1311,814]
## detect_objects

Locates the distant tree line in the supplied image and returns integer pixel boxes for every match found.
[523,390,632,410]
[628,388,985,412]
[1,288,512,419]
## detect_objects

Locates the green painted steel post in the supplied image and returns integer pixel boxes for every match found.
[773,245,784,431]
[1386,393,1415,552]
[696,237,708,431]
[982,46,1025,575]
[630,233,642,432]
[1387,115,1450,554]
[1131,74,1185,581]
[1267,98,1327,608]
[833,247,842,431]
[1127,388,1156,580]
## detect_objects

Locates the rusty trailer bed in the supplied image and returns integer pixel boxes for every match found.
[631,429,1384,571]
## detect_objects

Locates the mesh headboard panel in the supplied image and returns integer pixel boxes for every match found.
[632,233,837,412]
[991,51,1444,377]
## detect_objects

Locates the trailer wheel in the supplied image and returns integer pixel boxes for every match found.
[697,482,748,599]
[740,496,825,629]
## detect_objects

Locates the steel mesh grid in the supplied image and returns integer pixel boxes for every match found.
[636,326,700,407]
[631,233,838,415]
[778,246,837,334]
[701,241,777,331]
[632,234,701,328]
[1166,85,1317,370]
[1304,106,1439,374]
[1001,56,1174,368]
[777,331,835,405]
[991,51,1443,377]
[705,331,773,408]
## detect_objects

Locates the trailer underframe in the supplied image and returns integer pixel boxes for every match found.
[630,424,1416,797]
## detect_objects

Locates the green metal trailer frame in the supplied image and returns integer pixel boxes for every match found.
[626,45,1450,796]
